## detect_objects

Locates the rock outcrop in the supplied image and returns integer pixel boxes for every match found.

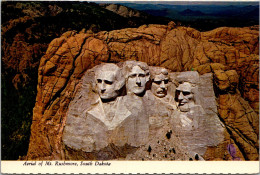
[27,23,259,160]
[2,1,170,89]
[100,4,142,18]
[2,1,172,160]
[60,62,224,160]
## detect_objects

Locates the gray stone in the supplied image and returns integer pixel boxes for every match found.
[62,61,225,160]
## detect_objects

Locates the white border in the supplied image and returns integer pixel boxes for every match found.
[1,161,259,174]
[1,0,259,174]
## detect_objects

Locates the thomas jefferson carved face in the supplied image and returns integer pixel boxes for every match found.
[151,69,169,98]
[126,65,147,95]
[176,82,195,112]
[95,64,124,101]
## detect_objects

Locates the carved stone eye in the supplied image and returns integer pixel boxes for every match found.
[154,81,161,85]
[97,79,102,83]
[129,74,137,78]
[183,91,191,96]
[164,79,169,84]
[104,80,113,85]
[138,74,145,78]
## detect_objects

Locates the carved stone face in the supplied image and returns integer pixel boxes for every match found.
[126,65,147,95]
[96,71,117,100]
[151,74,169,98]
[176,82,195,112]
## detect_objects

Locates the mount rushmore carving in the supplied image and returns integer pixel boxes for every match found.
[62,60,224,160]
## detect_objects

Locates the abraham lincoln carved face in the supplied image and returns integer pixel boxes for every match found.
[176,82,195,112]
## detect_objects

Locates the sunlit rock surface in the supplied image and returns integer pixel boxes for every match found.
[27,23,259,160]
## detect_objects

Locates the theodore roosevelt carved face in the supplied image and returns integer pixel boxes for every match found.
[95,64,125,101]
[123,61,150,96]
[150,67,169,98]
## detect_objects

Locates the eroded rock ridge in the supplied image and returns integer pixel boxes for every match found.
[27,23,259,160]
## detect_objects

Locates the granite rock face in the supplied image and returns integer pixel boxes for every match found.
[62,62,223,160]
[214,70,259,160]
[27,23,259,160]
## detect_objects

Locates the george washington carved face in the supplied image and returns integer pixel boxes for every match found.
[95,64,125,101]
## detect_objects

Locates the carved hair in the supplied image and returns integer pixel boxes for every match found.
[149,67,169,80]
[95,63,125,91]
[122,60,150,82]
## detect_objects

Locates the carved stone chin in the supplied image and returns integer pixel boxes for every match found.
[95,63,125,101]
[123,60,150,96]
[96,70,117,100]
[126,65,146,95]
[62,62,225,160]
[176,82,195,112]
[150,67,169,98]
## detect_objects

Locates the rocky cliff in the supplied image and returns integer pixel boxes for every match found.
[2,1,170,89]
[26,22,259,160]
[1,1,172,160]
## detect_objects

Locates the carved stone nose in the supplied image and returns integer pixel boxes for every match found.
[100,82,106,90]
[136,77,141,86]
[160,81,165,89]
[178,92,184,100]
